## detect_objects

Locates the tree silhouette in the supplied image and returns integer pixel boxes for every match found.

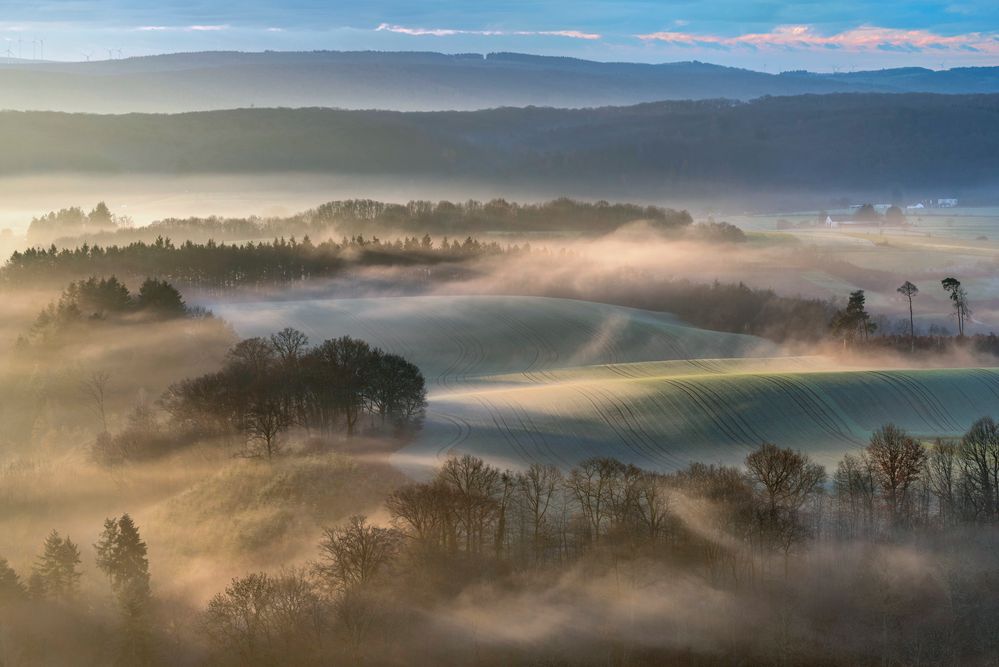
[831,289,875,344]
[0,557,27,605]
[942,277,971,336]
[866,424,926,527]
[136,278,186,317]
[32,530,82,600]
[897,281,919,352]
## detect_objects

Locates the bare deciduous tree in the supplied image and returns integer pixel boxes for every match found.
[515,463,563,562]
[745,443,826,517]
[269,327,309,363]
[436,455,502,555]
[958,417,999,521]
[316,516,400,593]
[925,439,959,524]
[81,370,111,433]
[866,424,926,526]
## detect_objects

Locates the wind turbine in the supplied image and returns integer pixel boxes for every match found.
[82,51,92,62]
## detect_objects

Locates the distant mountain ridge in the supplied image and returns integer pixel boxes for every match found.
[1,50,998,113]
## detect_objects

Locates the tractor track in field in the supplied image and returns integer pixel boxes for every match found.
[588,384,668,467]
[663,378,769,450]
[868,371,962,433]
[967,368,999,400]
[504,400,575,468]
[429,409,472,458]
[760,375,862,445]
[567,384,666,467]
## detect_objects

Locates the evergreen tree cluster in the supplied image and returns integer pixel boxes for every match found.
[28,275,189,341]
[1,516,152,664]
[3,234,516,289]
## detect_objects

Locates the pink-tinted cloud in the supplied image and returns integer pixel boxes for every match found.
[534,30,602,40]
[637,24,999,54]
[376,23,601,40]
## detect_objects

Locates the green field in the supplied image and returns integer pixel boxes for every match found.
[411,365,999,475]
[212,295,999,476]
[210,295,777,385]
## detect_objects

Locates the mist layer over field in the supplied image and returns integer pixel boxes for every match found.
[3,182,999,665]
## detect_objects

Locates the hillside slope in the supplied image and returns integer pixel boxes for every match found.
[208,295,778,385]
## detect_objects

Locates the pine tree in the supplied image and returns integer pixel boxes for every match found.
[95,516,121,582]
[95,514,150,605]
[95,514,154,665]
[32,530,82,599]
[0,556,27,605]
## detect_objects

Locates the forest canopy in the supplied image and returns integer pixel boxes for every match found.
[3,94,999,191]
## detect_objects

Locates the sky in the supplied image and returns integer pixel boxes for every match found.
[1,1,998,71]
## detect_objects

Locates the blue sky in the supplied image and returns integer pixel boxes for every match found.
[2,1,998,70]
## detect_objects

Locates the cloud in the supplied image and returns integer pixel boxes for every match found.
[636,24,999,54]
[135,24,230,32]
[375,23,601,40]
[534,30,602,40]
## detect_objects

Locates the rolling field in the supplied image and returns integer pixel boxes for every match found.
[209,295,777,385]
[411,365,999,475]
[210,295,999,476]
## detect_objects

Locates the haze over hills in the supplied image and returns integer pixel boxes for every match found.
[4,93,998,197]
[2,50,999,113]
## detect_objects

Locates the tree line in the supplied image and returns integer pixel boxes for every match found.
[8,419,999,664]
[179,417,999,665]
[23,198,693,247]
[2,234,519,290]
[26,202,127,245]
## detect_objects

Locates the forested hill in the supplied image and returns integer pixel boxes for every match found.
[2,51,999,113]
[4,93,999,193]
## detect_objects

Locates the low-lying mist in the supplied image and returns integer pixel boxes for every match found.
[3,191,999,665]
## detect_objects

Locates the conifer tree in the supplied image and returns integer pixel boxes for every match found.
[32,530,82,599]
[0,557,27,605]
[96,514,154,664]
[95,514,151,606]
